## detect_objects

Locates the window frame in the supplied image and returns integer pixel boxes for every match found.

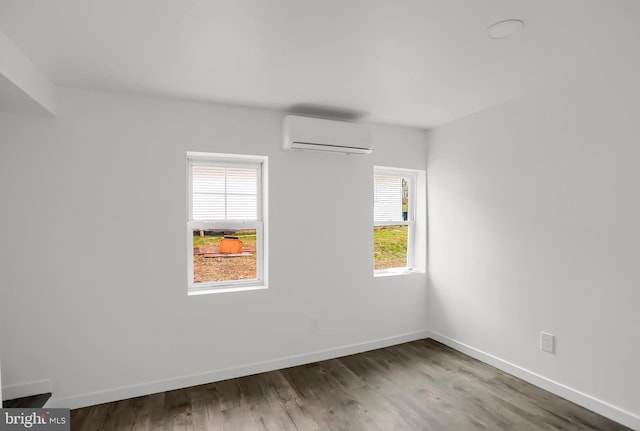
[187,152,267,294]
[373,166,418,276]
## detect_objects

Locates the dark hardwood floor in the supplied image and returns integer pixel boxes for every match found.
[2,392,52,408]
[71,339,630,430]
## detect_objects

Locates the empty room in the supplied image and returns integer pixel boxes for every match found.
[1,0,639,430]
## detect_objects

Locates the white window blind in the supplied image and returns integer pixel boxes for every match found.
[192,165,258,221]
[374,175,403,222]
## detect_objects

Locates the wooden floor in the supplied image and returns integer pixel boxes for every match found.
[71,339,630,430]
[3,392,51,408]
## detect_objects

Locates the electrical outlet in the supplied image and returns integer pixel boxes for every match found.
[310,317,320,332]
[540,332,554,353]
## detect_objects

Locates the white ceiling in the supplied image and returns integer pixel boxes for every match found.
[0,0,637,128]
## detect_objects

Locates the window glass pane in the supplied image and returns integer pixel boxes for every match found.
[192,166,225,220]
[191,165,258,221]
[226,168,257,194]
[193,229,257,283]
[374,175,405,222]
[192,194,225,221]
[192,166,225,193]
[401,177,409,221]
[227,195,257,220]
[373,225,408,270]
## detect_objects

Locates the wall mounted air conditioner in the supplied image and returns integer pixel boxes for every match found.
[283,115,373,155]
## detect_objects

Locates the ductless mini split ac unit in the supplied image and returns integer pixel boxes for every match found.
[283,115,373,155]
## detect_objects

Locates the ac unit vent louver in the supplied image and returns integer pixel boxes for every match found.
[283,115,373,155]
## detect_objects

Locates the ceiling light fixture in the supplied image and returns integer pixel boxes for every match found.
[486,19,524,39]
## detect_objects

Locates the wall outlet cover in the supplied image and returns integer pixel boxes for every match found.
[540,332,555,353]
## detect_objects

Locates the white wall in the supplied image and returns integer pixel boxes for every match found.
[427,64,640,427]
[0,28,56,115]
[0,88,428,407]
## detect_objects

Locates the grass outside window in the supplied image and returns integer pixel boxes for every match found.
[374,225,408,270]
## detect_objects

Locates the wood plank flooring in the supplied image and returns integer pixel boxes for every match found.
[3,392,52,408]
[71,339,631,430]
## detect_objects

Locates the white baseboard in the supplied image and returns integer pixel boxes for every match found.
[46,329,431,410]
[427,331,640,431]
[2,379,51,401]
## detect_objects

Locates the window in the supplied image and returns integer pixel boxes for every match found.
[187,152,266,293]
[374,166,418,275]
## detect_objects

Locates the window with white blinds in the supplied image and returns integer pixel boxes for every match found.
[187,153,266,294]
[191,166,258,221]
[374,174,405,224]
[373,166,416,274]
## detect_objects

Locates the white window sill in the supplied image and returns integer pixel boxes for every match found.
[374,267,423,277]
[188,284,267,296]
